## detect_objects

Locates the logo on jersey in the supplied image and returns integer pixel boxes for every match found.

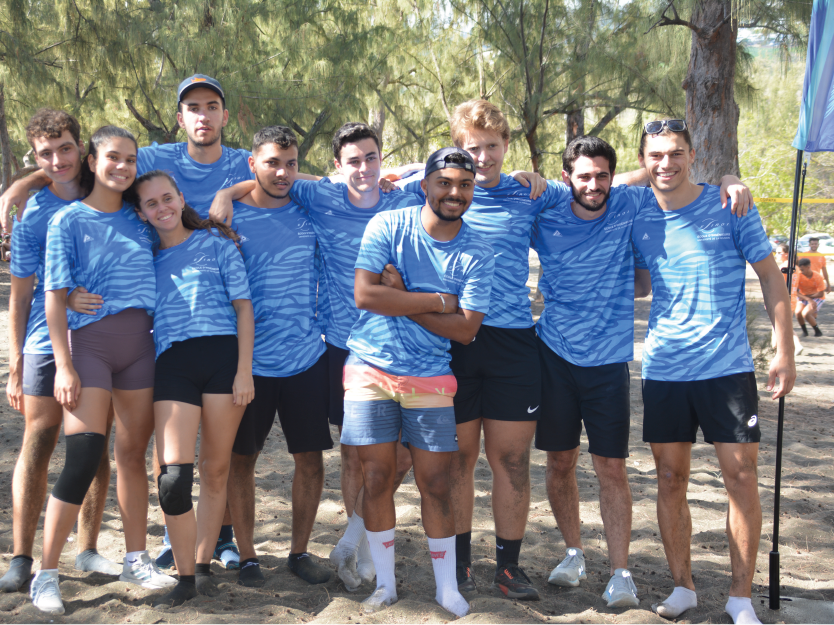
[83,234,93,243]
[747,415,758,428]
[696,218,731,241]
[239,235,249,243]
[325,210,334,216]
[642,233,650,240]
[296,218,315,238]
[552,229,563,237]
[188,252,220,274]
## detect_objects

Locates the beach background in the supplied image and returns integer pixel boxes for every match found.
[0,255,832,624]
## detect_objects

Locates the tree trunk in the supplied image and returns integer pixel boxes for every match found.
[566,109,584,145]
[369,102,385,139]
[682,0,740,184]
[525,126,542,175]
[0,84,19,193]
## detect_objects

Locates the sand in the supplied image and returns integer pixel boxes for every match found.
[0,256,832,624]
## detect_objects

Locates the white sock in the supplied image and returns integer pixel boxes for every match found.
[125,551,145,564]
[428,536,469,618]
[654,586,697,619]
[725,596,761,625]
[357,532,376,582]
[365,528,397,599]
[340,513,366,553]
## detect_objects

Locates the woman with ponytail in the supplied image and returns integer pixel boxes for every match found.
[133,170,254,607]
[31,127,176,615]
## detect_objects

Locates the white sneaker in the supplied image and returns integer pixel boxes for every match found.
[547,548,587,587]
[602,568,639,608]
[120,552,177,589]
[30,570,65,615]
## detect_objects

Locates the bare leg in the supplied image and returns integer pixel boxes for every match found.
[592,454,632,573]
[714,443,761,598]
[545,448,582,550]
[41,388,112,569]
[356,442,398,532]
[111,387,155,554]
[450,419,482,534]
[483,419,537,539]
[11,396,62,558]
[226,451,259,561]
[411,447,455,538]
[77,403,115,552]
[651,442,695,591]
[290,451,325,553]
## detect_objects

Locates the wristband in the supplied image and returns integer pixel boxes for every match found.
[437,292,446,314]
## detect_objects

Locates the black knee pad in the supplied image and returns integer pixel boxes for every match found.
[52,432,106,505]
[158,464,194,516]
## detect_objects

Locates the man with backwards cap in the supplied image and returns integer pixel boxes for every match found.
[342,148,494,617]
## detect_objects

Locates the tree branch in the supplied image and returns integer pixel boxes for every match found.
[645,0,703,36]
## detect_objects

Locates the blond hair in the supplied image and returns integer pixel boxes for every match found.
[450,100,510,146]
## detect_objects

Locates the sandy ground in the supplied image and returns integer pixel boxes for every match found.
[0,255,832,624]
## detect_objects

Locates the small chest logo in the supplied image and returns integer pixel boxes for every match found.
[552,229,562,237]
[642,233,650,240]
[83,234,93,243]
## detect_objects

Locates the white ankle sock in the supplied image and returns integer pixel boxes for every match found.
[125,551,144,564]
[428,536,469,617]
[357,533,375,582]
[366,528,397,598]
[340,513,366,553]
[654,586,697,618]
[34,569,59,583]
[725,596,761,624]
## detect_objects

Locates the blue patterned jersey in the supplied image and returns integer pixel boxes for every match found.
[234,200,325,377]
[152,229,250,358]
[45,201,155,331]
[532,185,654,367]
[632,185,772,381]
[290,179,423,349]
[10,188,75,355]
[138,143,253,217]
[401,173,570,328]
[347,206,495,377]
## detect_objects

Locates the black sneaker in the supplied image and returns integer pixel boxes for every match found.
[814,326,823,337]
[457,563,476,593]
[492,564,540,601]
[802,326,809,336]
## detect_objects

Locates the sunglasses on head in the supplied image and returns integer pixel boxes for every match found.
[644,119,687,134]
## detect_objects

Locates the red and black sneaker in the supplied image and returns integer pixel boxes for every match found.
[492,564,540,601]
[457,563,476,593]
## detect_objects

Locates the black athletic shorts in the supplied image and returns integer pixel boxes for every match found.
[153,335,238,406]
[233,352,333,456]
[327,342,350,427]
[22,353,56,397]
[535,339,630,458]
[642,372,760,444]
[450,324,541,424]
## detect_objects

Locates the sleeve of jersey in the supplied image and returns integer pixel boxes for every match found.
[44,218,76,292]
[137,144,158,177]
[10,219,39,279]
[632,240,648,270]
[354,214,391,274]
[539,180,571,213]
[217,237,251,302]
[400,178,425,201]
[458,246,495,314]
[733,206,772,264]
[289,179,321,209]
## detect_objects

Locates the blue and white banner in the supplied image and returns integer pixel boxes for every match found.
[793,0,834,152]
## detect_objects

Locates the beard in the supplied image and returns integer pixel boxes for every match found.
[256,171,290,200]
[570,180,610,212]
[427,195,466,222]
[189,129,222,148]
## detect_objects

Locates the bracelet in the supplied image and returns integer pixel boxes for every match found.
[437,292,446,314]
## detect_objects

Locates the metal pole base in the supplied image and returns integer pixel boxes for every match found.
[770,551,780,610]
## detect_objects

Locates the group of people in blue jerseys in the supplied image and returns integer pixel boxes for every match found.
[0,74,795,625]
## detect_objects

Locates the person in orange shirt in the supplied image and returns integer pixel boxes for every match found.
[775,245,803,355]
[796,257,825,336]
[799,237,830,293]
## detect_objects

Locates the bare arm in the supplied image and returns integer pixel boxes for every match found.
[752,254,796,399]
[634,268,652,298]
[0,170,51,232]
[208,180,257,226]
[46,288,81,410]
[718,175,753,215]
[406,309,485,345]
[231,299,255,407]
[354,268,457,317]
[7,275,35,411]
[822,264,830,292]
[612,168,649,187]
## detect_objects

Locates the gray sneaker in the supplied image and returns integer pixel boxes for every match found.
[547,548,586,587]
[120,552,177,589]
[30,570,64,615]
[602,568,639,608]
